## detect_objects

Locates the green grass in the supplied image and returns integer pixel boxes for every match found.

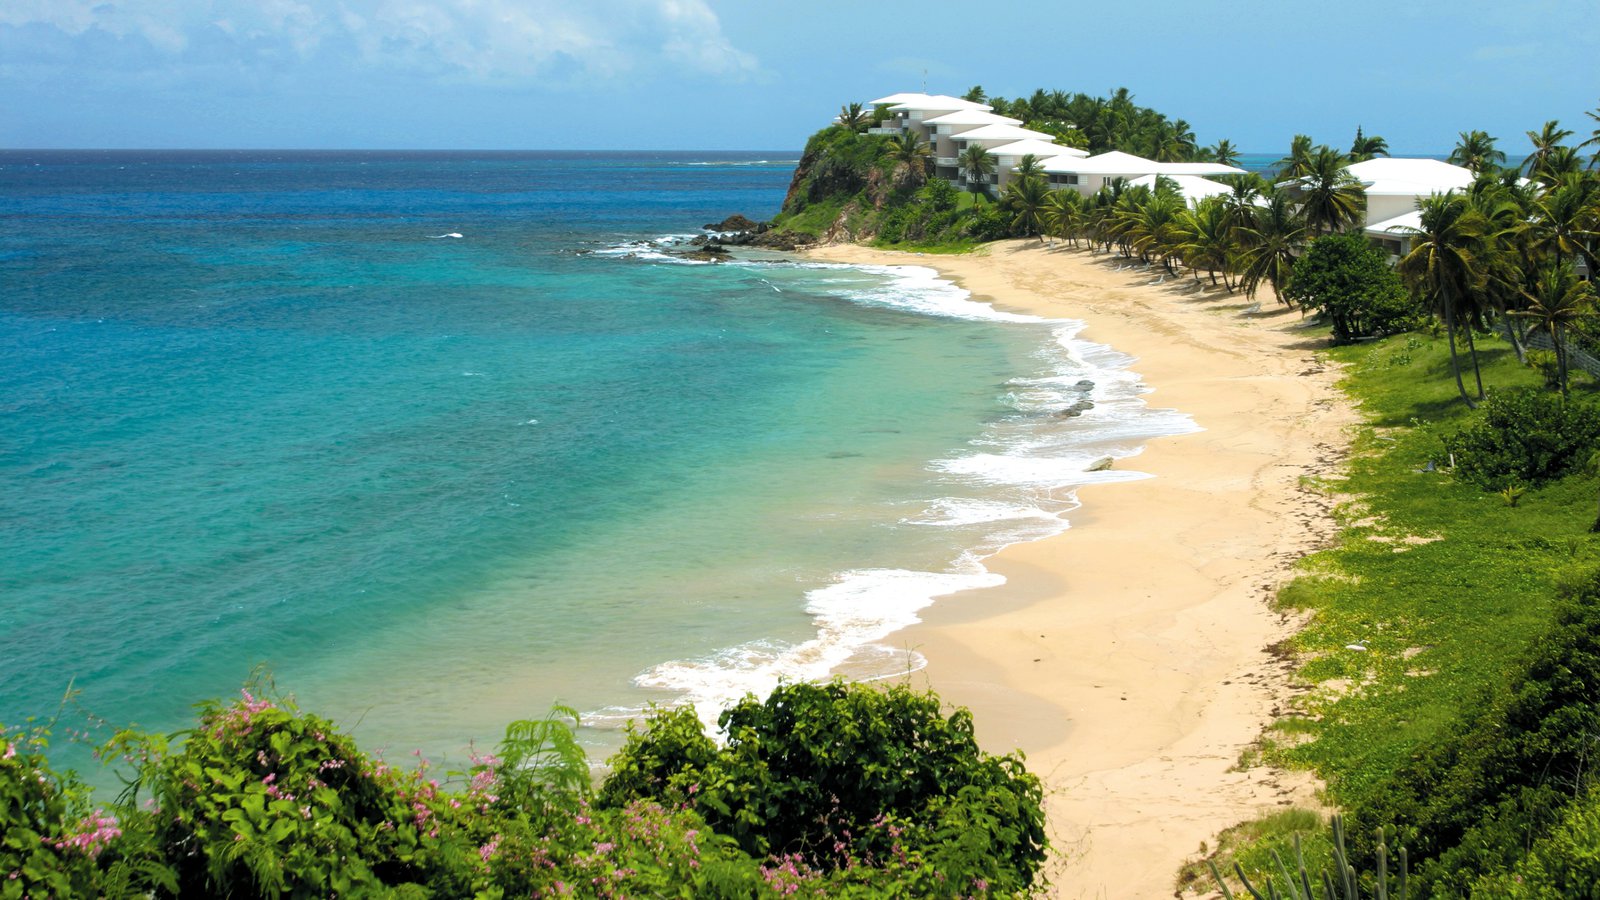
[1194,326,1600,891]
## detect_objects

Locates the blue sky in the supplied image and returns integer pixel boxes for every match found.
[3,0,1596,155]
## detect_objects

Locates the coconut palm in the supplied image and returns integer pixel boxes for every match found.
[1511,262,1597,394]
[1175,197,1238,289]
[1529,172,1600,274]
[962,85,987,104]
[887,131,930,188]
[1003,175,1052,242]
[837,103,869,132]
[1299,145,1367,233]
[1013,154,1047,182]
[1208,139,1240,168]
[1042,189,1084,248]
[1120,188,1186,271]
[1397,193,1493,407]
[1524,120,1575,179]
[1348,127,1389,162]
[1276,134,1315,180]
[1583,100,1600,168]
[1234,187,1308,305]
[959,144,996,203]
[1449,130,1507,174]
[1531,146,1585,187]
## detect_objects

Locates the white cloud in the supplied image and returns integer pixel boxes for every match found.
[0,0,758,82]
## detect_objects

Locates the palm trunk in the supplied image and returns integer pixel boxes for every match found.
[1443,301,1477,409]
[1499,315,1527,365]
[1463,323,1485,400]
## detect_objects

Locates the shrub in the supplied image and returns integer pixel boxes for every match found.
[1346,569,1600,896]
[1284,232,1420,342]
[1442,387,1600,489]
[599,680,1048,895]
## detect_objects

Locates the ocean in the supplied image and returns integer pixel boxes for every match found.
[0,150,1194,773]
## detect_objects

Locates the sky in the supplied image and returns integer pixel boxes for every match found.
[2,0,1596,155]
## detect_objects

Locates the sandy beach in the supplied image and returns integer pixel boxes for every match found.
[804,239,1355,899]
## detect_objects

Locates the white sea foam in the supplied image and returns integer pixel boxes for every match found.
[635,561,1004,729]
[617,256,1201,727]
[428,233,463,239]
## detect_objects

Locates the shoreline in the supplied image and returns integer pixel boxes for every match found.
[802,239,1355,898]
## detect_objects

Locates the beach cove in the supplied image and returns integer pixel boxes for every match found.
[806,239,1357,898]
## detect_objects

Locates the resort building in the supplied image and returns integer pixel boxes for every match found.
[985,138,1088,191]
[867,93,992,141]
[1351,157,1475,259]
[1043,150,1245,197]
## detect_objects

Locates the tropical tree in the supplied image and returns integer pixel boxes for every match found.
[1298,145,1367,233]
[837,103,868,132]
[1512,261,1597,394]
[1524,120,1575,179]
[1529,172,1600,273]
[1119,184,1186,270]
[1013,153,1047,182]
[1003,175,1052,242]
[1174,196,1238,288]
[1276,134,1315,179]
[959,144,996,203]
[1042,188,1084,247]
[1449,130,1506,174]
[887,131,931,188]
[1348,126,1390,162]
[1397,193,1494,407]
[1234,187,1308,304]
[1285,232,1416,342]
[962,85,987,104]
[1209,139,1240,168]
[1582,99,1600,167]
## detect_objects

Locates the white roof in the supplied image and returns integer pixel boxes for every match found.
[1128,174,1235,203]
[889,94,992,114]
[1043,150,1160,175]
[923,110,1022,127]
[1155,161,1248,176]
[1365,209,1423,236]
[1345,158,1473,194]
[953,124,1054,142]
[1043,150,1242,177]
[869,92,928,106]
[987,139,1087,161]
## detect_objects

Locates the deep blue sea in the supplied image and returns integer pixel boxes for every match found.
[1,150,1193,772]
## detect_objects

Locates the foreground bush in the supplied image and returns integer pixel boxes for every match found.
[3,681,1047,897]
[1442,387,1600,489]
[1346,569,1600,896]
[600,681,1048,896]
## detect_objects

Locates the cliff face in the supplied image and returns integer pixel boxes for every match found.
[771,126,894,242]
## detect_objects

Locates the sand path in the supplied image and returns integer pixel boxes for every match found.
[803,240,1354,899]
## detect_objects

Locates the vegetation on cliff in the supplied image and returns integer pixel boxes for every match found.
[0,681,1048,898]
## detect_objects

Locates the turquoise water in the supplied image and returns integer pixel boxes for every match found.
[1,151,1193,770]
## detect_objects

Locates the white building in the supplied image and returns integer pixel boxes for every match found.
[1043,150,1245,196]
[1349,158,1475,258]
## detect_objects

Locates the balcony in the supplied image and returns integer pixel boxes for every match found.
[867,126,904,135]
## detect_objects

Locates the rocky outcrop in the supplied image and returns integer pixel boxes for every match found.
[703,214,762,232]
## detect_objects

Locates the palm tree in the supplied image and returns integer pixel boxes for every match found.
[1449,130,1506,174]
[1042,189,1084,248]
[1348,127,1389,162]
[1276,134,1315,179]
[1397,193,1493,407]
[1209,139,1240,168]
[1529,172,1600,274]
[962,85,987,104]
[887,131,930,188]
[1511,261,1596,394]
[1532,146,1585,186]
[1175,197,1238,289]
[959,144,995,203]
[1582,100,1600,168]
[1003,175,1052,242]
[1013,154,1046,182]
[1299,145,1367,233]
[1234,187,1308,305]
[837,103,868,132]
[1524,120,1575,179]
[1120,187,1186,271]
